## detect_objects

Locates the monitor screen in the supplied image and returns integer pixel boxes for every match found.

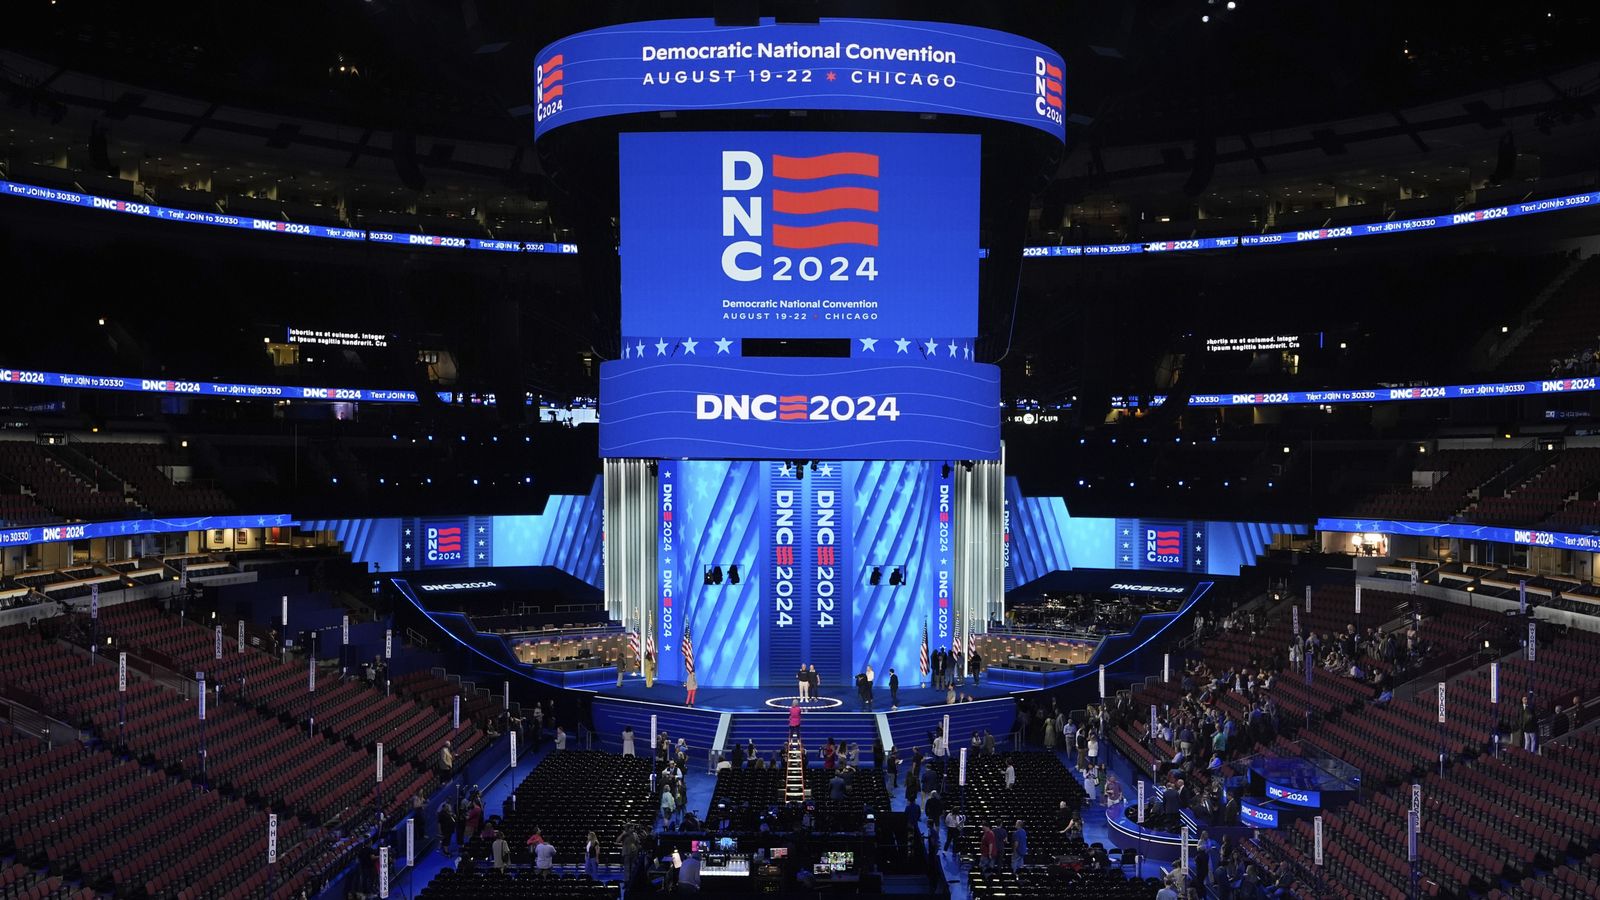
[714,836,738,853]
[771,847,788,859]
[824,850,854,871]
[690,840,709,853]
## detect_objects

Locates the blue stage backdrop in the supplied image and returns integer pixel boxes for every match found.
[1003,477,1307,587]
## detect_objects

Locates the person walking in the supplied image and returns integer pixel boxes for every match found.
[969,649,983,686]
[617,824,640,882]
[685,668,698,707]
[1011,819,1028,873]
[888,668,900,709]
[584,831,601,880]
[979,824,998,873]
[1004,759,1016,790]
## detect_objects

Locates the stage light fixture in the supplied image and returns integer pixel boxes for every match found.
[728,565,740,585]
[870,567,883,586]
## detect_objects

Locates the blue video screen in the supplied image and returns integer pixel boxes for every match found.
[619,131,979,340]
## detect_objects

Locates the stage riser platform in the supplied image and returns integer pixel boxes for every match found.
[726,713,880,755]
[885,701,1014,752]
[591,698,723,754]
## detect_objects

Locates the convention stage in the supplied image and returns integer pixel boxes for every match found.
[584,678,1021,759]
[594,678,1015,713]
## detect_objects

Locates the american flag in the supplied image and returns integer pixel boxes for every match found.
[952,629,963,661]
[919,620,929,676]
[645,624,655,658]
[681,620,695,676]
[627,629,640,662]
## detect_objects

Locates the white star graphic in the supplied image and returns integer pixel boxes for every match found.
[655,338,669,356]
[894,338,911,354]
[947,340,958,357]
[622,345,631,359]
[778,462,794,477]
[682,337,699,355]
[635,340,645,358]
[923,338,938,356]
[964,344,971,359]
[859,338,878,352]
[714,337,733,354]
[818,463,834,477]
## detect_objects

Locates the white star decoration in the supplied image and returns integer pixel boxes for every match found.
[859,337,878,352]
[622,345,631,359]
[635,340,645,357]
[818,463,834,477]
[923,338,938,356]
[682,337,699,355]
[655,338,669,356]
[964,344,972,360]
[947,340,957,357]
[894,338,911,353]
[715,337,733,354]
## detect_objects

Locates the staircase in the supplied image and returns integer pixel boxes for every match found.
[783,737,807,802]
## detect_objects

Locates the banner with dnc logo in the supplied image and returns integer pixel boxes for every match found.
[619,131,979,340]
[421,520,467,568]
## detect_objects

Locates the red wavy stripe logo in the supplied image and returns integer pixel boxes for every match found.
[1046,91,1062,109]
[772,222,879,249]
[541,68,564,89]
[772,152,880,180]
[772,187,879,215]
[778,394,809,420]
[1045,61,1062,79]
[543,84,564,101]
[542,54,564,70]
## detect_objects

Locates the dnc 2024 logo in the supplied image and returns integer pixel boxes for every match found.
[424,522,465,565]
[536,53,565,124]
[720,149,882,284]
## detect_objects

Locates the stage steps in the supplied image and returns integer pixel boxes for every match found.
[726,710,881,758]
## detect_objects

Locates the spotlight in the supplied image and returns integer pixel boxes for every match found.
[870,567,883,586]
[728,565,740,585]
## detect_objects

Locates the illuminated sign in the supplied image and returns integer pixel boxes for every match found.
[1240,801,1280,828]
[620,132,979,339]
[0,514,295,548]
[422,520,466,567]
[1266,783,1322,808]
[1318,517,1600,553]
[599,356,1000,460]
[533,19,1066,140]
[1107,583,1188,594]
[416,581,499,592]
[286,327,392,349]
[1205,334,1317,353]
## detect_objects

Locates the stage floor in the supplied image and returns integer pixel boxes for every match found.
[591,677,1015,713]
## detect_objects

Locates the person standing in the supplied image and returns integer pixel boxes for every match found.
[807,664,820,700]
[622,725,635,757]
[798,665,810,701]
[1520,696,1541,753]
[685,668,698,707]
[584,831,601,880]
[491,830,510,871]
[555,726,567,751]
[679,849,702,894]
[1010,819,1028,873]
[887,746,900,787]
[435,802,456,855]
[979,824,998,873]
[990,822,1008,874]
[438,740,455,781]
[644,650,656,688]
[616,824,640,882]
[1004,759,1016,790]
[888,668,900,709]
[789,703,803,741]
[534,837,556,876]
[864,668,875,710]
[969,649,983,685]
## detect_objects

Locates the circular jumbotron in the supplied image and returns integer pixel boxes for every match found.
[763,696,843,710]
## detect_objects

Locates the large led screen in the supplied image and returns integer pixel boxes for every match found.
[619,131,980,340]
